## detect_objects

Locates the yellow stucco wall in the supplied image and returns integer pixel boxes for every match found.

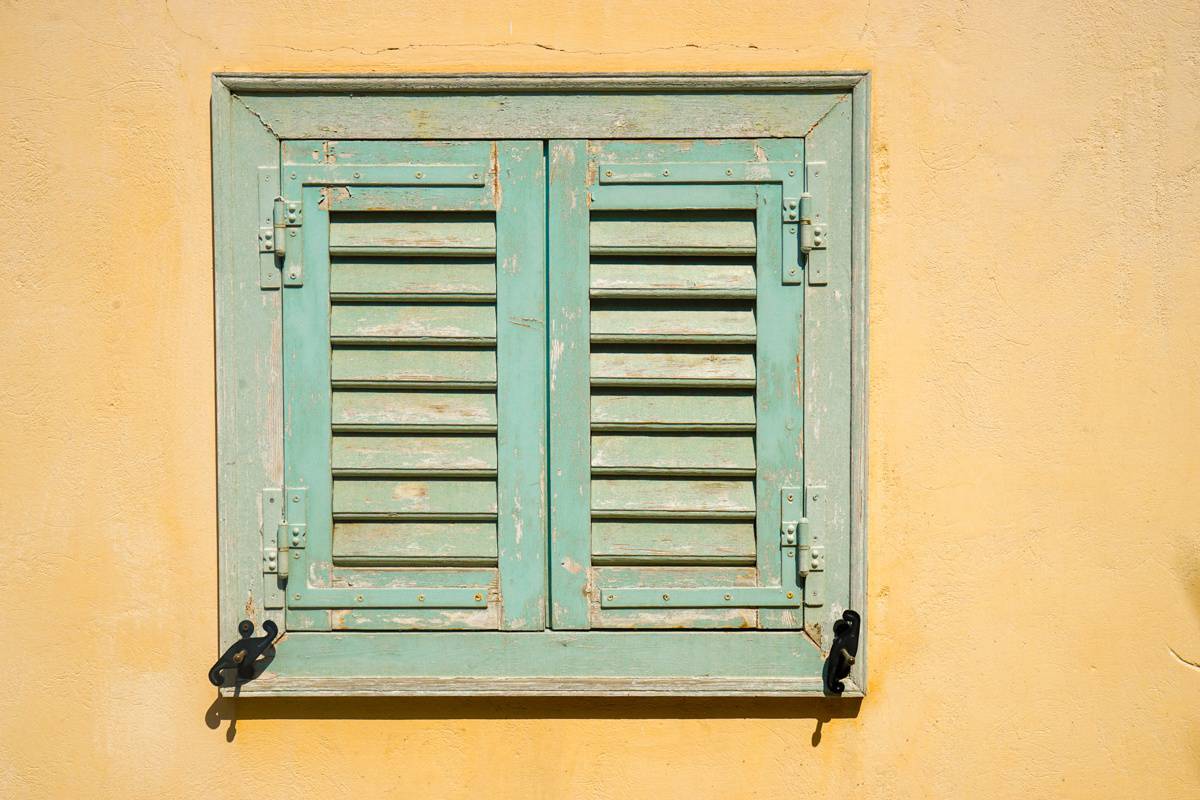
[1,1,1198,797]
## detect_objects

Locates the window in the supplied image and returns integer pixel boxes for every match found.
[213,73,868,695]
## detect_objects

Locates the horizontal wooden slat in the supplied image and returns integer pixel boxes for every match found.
[331,304,496,344]
[333,521,498,564]
[330,212,495,251]
[333,391,497,431]
[590,566,757,629]
[330,567,497,589]
[328,186,493,212]
[332,434,497,475]
[590,259,755,299]
[334,479,497,518]
[591,478,756,518]
[591,521,756,564]
[591,307,755,344]
[591,434,755,475]
[590,215,755,256]
[329,246,496,258]
[591,351,755,386]
[332,348,496,387]
[332,607,499,631]
[331,258,496,300]
[591,392,755,431]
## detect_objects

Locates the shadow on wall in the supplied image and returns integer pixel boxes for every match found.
[205,693,862,745]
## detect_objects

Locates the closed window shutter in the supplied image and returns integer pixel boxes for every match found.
[281,141,546,631]
[549,140,814,631]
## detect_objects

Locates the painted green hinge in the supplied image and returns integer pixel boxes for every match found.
[274,197,304,286]
[261,487,306,610]
[783,485,826,608]
[802,161,829,286]
[258,183,303,289]
[782,161,829,286]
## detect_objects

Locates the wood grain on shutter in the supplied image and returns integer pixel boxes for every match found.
[328,208,502,629]
[586,206,762,629]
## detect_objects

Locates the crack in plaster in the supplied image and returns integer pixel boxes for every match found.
[1169,646,1200,671]
[259,40,819,57]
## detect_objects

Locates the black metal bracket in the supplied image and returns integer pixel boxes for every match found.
[208,619,278,687]
[822,609,861,694]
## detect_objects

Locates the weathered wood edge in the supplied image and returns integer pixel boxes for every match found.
[849,75,870,695]
[212,76,284,653]
[211,74,234,653]
[221,676,860,698]
[215,72,869,93]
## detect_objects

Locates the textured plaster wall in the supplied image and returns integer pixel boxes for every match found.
[1,1,1198,798]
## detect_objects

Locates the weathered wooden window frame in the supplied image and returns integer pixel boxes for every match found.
[213,72,869,696]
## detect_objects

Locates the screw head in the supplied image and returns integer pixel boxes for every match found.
[293,593,301,600]
[414,171,423,179]
[353,171,360,178]
[474,593,483,601]
[356,595,364,603]
[662,594,670,601]
[726,169,733,176]
[786,592,795,599]
[417,594,425,602]
[724,594,732,601]
[607,594,614,601]
[662,169,670,176]
[788,169,796,176]
[605,170,613,177]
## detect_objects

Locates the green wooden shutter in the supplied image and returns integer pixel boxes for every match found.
[279,140,546,631]
[549,139,825,631]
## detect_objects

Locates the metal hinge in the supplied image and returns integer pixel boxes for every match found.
[781,486,826,608]
[797,193,827,256]
[271,198,302,255]
[262,488,306,585]
[260,197,304,287]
